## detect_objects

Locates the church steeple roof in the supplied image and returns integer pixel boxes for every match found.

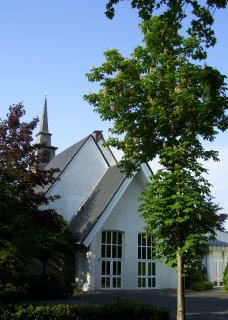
[40,95,49,133]
[35,94,58,168]
[36,95,52,146]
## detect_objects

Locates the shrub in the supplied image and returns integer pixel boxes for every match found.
[190,280,213,291]
[23,273,71,300]
[0,301,170,320]
[0,283,28,306]
[184,266,207,289]
[223,262,228,291]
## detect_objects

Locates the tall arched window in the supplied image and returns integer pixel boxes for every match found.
[138,234,156,288]
[101,231,123,289]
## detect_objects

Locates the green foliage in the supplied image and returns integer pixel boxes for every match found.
[223,261,228,291]
[0,283,28,306]
[184,267,205,289]
[23,273,71,300]
[84,16,227,267]
[105,0,227,49]
[84,15,227,319]
[190,280,213,291]
[0,301,170,320]
[0,104,75,304]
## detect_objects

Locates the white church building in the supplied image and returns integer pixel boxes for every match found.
[35,97,228,290]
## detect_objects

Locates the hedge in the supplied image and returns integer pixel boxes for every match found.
[0,301,170,320]
[190,280,213,291]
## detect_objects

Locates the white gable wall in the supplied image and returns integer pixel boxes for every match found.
[80,174,176,291]
[44,137,109,221]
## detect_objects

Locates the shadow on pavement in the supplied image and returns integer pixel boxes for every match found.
[21,288,228,320]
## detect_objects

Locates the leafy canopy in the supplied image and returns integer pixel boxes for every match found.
[84,16,228,267]
[105,0,227,48]
[0,103,74,302]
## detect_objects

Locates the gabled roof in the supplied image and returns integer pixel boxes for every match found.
[44,135,90,173]
[38,135,90,193]
[208,230,228,246]
[68,165,126,243]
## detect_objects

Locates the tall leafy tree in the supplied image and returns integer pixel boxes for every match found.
[84,16,228,320]
[0,103,73,303]
[105,0,227,48]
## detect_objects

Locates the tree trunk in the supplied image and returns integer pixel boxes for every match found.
[176,250,186,320]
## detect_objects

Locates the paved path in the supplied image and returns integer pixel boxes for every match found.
[22,288,228,320]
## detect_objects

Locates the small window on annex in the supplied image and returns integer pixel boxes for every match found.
[138,234,156,288]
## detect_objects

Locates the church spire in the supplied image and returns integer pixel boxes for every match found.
[35,94,58,168]
[40,94,49,134]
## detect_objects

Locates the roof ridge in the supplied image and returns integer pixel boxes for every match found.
[54,135,91,158]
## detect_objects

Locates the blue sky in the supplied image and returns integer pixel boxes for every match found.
[1,1,228,228]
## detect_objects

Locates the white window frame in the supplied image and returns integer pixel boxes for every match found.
[138,233,156,289]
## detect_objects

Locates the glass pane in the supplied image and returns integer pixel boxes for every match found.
[142,247,146,259]
[147,247,152,259]
[106,261,110,275]
[152,278,156,287]
[107,245,111,258]
[142,278,146,287]
[113,261,117,275]
[107,232,111,244]
[138,247,141,259]
[152,263,155,276]
[117,261,121,275]
[138,278,142,287]
[106,277,110,288]
[113,278,117,288]
[148,262,152,276]
[113,245,117,258]
[142,236,146,246]
[117,278,121,288]
[113,232,117,244]
[118,233,122,245]
[101,277,105,288]
[138,234,141,246]
[138,262,142,276]
[102,232,106,244]
[118,246,122,258]
[101,245,106,258]
[102,261,105,275]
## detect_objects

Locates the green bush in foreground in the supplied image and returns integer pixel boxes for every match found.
[190,280,213,291]
[0,301,170,320]
[223,261,228,291]
[23,273,71,300]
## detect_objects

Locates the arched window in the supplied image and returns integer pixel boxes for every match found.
[101,231,123,289]
[138,234,156,288]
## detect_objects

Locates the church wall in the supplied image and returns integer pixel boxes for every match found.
[85,176,176,291]
[44,137,109,221]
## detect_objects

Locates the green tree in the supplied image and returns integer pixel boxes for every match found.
[84,16,228,320]
[34,211,75,275]
[0,103,73,303]
[105,0,227,48]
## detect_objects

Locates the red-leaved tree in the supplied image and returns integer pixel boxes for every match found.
[0,103,73,303]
